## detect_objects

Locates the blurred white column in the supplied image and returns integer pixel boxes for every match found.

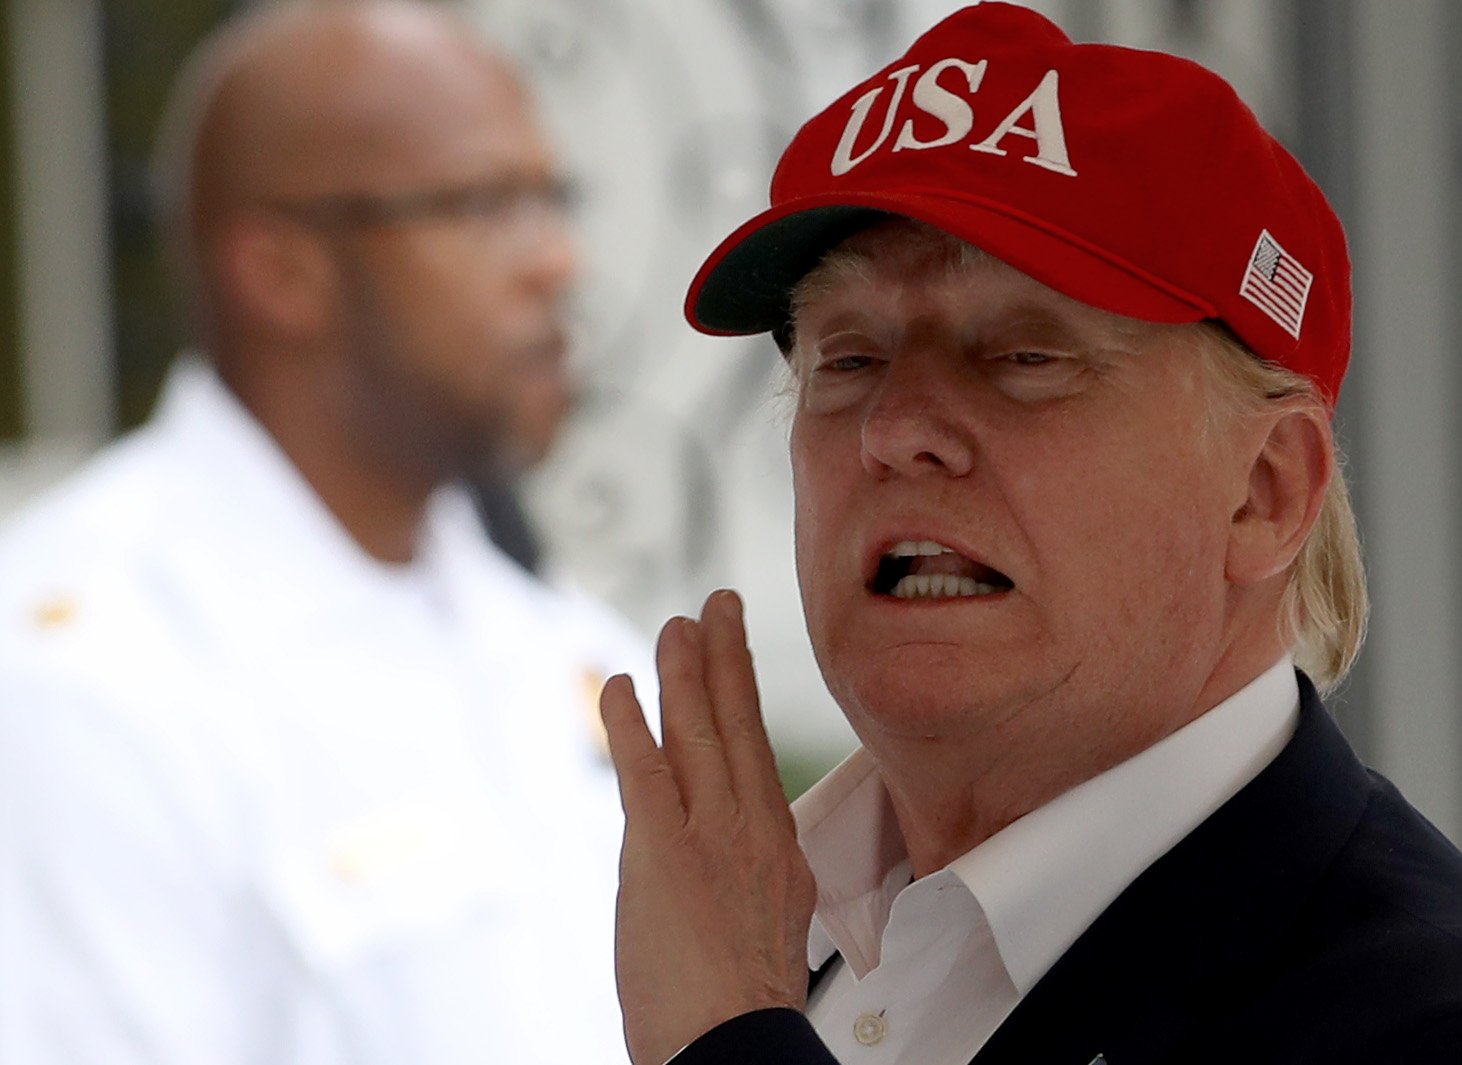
[1351,0,1461,840]
[7,0,115,443]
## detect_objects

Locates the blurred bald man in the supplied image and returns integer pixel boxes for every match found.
[0,3,649,1063]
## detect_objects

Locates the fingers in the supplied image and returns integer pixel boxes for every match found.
[698,591,788,814]
[656,616,735,814]
[605,592,783,829]
[600,673,682,821]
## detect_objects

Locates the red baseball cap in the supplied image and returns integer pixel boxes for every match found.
[685,2,1351,406]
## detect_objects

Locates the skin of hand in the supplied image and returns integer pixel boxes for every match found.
[601,589,818,1065]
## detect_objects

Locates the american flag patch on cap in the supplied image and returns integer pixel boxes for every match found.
[1239,229,1314,339]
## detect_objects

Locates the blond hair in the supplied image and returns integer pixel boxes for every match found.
[1193,323,1368,692]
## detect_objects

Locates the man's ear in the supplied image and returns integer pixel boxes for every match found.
[217,211,336,338]
[1226,404,1333,586]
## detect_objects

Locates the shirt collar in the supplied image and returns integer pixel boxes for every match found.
[151,357,496,632]
[795,746,906,976]
[794,656,1300,989]
[955,655,1299,993]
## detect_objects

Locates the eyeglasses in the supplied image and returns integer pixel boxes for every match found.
[264,176,579,231]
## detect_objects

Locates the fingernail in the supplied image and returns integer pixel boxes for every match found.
[657,616,689,656]
[711,590,746,639]
[672,615,699,647]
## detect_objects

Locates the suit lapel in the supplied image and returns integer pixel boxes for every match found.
[971,676,1372,1065]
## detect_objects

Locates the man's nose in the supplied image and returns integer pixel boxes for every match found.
[859,356,976,478]
[521,212,579,296]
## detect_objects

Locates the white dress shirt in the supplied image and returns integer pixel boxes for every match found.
[796,657,1300,1064]
[0,360,654,1065]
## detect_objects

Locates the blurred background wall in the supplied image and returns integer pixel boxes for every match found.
[1,0,1459,823]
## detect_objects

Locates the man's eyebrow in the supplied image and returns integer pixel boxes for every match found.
[792,227,989,315]
[790,251,878,317]
[986,304,1072,330]
[986,301,1158,351]
[790,243,1162,354]
[986,306,1097,341]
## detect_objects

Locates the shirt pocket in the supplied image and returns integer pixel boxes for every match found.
[260,793,518,971]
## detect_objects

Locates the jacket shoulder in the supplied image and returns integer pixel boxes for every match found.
[673,1008,839,1065]
[1200,754,1462,1061]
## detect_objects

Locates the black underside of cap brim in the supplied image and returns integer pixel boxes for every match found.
[692,206,891,335]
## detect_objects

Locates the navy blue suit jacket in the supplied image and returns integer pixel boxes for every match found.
[678,674,1462,1063]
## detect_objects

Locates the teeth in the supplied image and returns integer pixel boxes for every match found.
[888,539,956,558]
[891,574,1003,599]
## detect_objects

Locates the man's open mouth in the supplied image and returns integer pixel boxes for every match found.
[871,540,1015,599]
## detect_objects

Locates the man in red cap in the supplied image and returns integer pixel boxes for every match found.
[599,4,1462,1063]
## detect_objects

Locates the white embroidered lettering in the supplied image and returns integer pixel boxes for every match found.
[830,64,920,176]
[970,69,1078,176]
[893,58,988,153]
[827,61,1078,178]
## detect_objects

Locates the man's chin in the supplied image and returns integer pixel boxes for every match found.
[832,660,1035,742]
[470,441,533,484]
[836,670,994,737]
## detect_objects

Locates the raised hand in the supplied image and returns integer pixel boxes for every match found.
[601,589,817,1065]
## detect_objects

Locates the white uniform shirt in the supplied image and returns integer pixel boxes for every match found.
[0,360,653,1065]
[797,657,1300,1064]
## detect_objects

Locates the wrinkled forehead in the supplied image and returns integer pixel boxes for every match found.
[790,218,1165,349]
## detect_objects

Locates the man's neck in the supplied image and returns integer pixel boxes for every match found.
[874,715,1160,879]
[221,359,437,566]
[290,446,434,565]
[868,638,1290,878]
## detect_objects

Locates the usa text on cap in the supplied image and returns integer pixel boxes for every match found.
[685,2,1352,407]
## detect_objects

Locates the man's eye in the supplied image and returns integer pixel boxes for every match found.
[1005,351,1058,366]
[460,186,524,217]
[819,354,876,372]
[455,181,575,219]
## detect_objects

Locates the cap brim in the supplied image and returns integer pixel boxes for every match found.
[686,190,1216,337]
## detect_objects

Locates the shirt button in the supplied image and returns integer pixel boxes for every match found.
[853,1012,887,1046]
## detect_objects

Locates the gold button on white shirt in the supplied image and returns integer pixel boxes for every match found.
[853,1012,888,1045]
[798,657,1301,1064]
